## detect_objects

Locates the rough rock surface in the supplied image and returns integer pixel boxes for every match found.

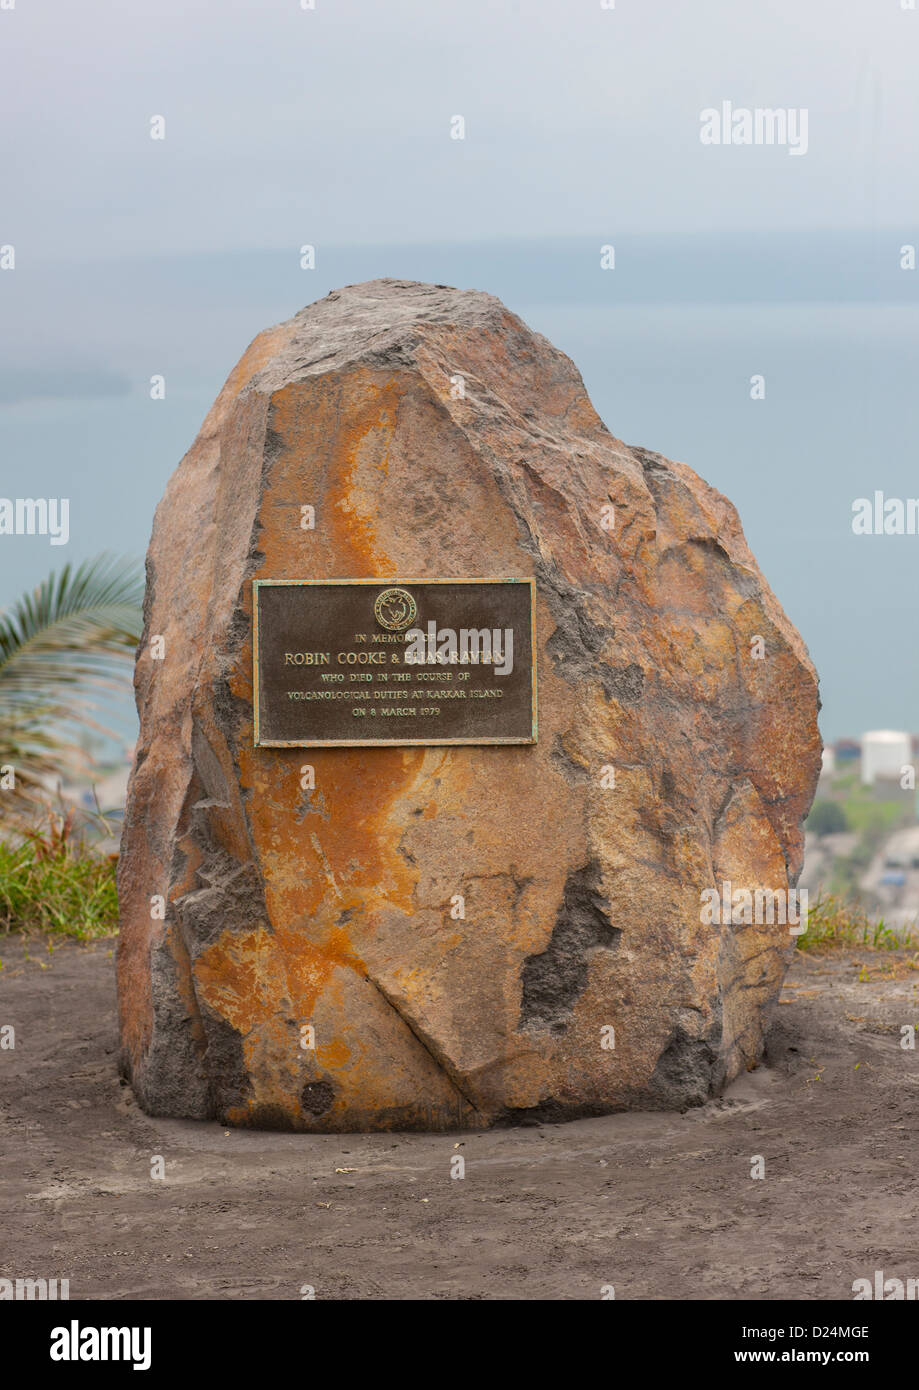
[117,278,821,1131]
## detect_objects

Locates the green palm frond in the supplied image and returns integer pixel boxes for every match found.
[0,555,143,692]
[0,555,144,802]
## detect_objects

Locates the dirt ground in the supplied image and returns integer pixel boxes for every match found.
[1,933,917,1301]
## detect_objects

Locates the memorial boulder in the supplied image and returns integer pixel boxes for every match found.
[117,279,821,1130]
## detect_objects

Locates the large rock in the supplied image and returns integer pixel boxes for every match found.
[117,279,821,1130]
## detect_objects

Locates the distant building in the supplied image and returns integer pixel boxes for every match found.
[834,738,860,763]
[820,746,836,777]
[860,730,912,786]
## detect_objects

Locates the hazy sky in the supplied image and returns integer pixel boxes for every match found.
[4,0,919,257]
[1,0,918,742]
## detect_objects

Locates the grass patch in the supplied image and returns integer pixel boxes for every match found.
[0,816,118,939]
[797,893,918,953]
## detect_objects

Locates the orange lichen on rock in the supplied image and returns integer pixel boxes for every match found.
[117,280,821,1130]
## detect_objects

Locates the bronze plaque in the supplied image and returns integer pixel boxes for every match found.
[253,578,537,747]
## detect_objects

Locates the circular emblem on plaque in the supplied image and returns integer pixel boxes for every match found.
[374,587,417,631]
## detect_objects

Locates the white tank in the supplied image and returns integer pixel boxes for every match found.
[860,730,912,786]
